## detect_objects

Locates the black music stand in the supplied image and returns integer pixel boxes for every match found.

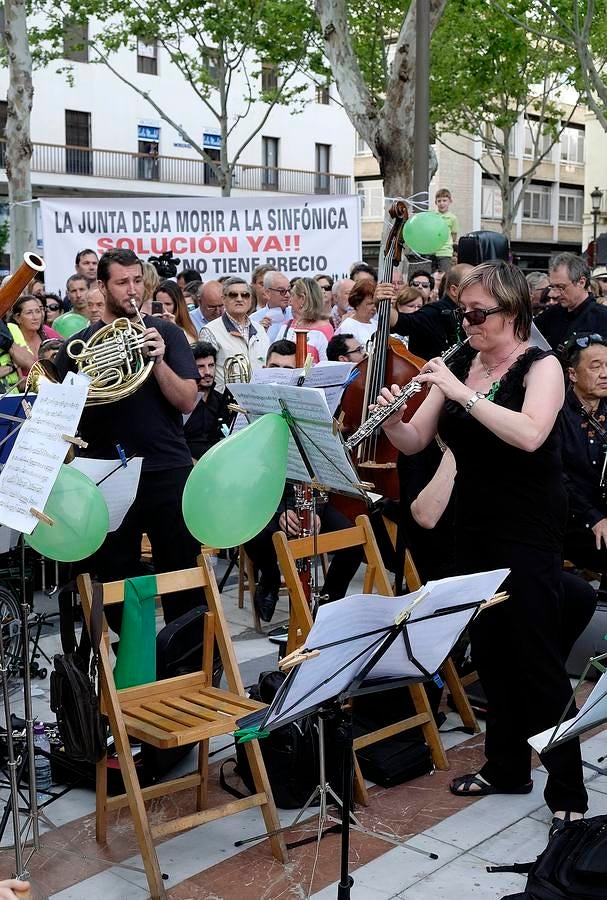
[237,569,508,899]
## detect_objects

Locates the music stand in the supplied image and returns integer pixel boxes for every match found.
[529,650,607,776]
[236,568,509,899]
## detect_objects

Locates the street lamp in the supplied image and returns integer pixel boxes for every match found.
[591,185,603,246]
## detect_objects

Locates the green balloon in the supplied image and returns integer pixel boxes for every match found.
[25,465,109,562]
[53,312,90,339]
[403,211,451,255]
[182,413,289,548]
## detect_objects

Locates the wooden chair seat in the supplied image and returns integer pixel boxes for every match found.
[78,561,286,900]
[119,677,264,747]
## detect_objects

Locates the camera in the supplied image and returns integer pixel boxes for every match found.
[148,251,180,279]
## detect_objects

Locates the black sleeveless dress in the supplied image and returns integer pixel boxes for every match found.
[439,347,587,813]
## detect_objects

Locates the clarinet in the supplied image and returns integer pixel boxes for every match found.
[345,338,469,451]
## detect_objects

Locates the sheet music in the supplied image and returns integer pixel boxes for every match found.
[262,568,509,730]
[228,382,364,495]
[249,361,354,415]
[69,457,143,532]
[529,667,607,754]
[0,374,89,533]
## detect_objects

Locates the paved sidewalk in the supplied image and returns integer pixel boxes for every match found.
[0,569,604,899]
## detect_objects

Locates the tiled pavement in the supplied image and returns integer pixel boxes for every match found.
[0,567,605,899]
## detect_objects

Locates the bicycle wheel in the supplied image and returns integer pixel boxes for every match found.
[0,584,22,681]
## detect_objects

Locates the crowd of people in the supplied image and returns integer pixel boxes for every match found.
[2,202,607,842]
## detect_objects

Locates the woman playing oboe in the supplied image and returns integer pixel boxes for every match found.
[378,261,586,833]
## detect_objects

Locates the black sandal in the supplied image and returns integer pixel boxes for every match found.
[449,773,533,798]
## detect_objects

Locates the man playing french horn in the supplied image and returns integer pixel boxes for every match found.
[55,248,202,627]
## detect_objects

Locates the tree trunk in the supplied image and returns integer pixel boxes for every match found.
[4,0,34,267]
[379,141,415,199]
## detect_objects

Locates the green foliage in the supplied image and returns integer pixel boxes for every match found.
[29,0,325,107]
[430,0,572,144]
[345,0,413,105]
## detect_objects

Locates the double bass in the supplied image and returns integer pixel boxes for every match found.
[339,200,427,500]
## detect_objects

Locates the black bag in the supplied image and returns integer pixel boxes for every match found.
[493,814,607,899]
[221,670,334,810]
[50,584,107,764]
[457,230,510,266]
[156,603,223,686]
[354,733,432,788]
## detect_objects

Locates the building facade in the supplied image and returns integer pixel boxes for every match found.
[0,15,354,262]
[355,106,587,271]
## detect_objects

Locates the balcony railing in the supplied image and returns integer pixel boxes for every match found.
[0,140,352,195]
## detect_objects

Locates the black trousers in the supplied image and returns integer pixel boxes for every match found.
[92,466,202,628]
[464,542,587,814]
[244,504,363,603]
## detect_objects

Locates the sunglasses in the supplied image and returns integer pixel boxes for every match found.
[226,291,251,300]
[411,281,431,288]
[46,304,61,311]
[320,284,332,291]
[565,333,607,350]
[344,345,364,355]
[457,305,502,325]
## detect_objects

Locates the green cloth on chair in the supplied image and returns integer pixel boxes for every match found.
[114,574,158,689]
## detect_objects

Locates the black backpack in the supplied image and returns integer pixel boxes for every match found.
[50,584,107,764]
[221,670,335,810]
[492,814,607,899]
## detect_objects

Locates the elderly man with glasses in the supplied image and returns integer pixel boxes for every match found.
[250,270,292,342]
[536,252,607,351]
[200,276,270,391]
[560,332,607,585]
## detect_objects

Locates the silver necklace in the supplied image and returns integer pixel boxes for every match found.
[479,344,521,379]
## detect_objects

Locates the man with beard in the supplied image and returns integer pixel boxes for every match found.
[183,342,233,460]
[54,248,201,625]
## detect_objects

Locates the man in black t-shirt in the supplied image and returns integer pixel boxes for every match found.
[183,341,232,460]
[55,248,201,624]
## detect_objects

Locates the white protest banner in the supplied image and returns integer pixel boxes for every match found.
[39,195,361,293]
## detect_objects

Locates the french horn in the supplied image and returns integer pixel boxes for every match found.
[67,317,154,405]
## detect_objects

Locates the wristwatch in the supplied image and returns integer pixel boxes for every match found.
[464,391,484,413]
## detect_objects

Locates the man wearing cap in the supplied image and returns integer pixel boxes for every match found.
[536,252,607,350]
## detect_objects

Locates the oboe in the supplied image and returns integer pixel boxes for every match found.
[345,338,469,451]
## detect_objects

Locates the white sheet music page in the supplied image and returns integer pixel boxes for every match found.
[529,667,607,754]
[69,457,143,531]
[228,382,363,495]
[0,373,89,533]
[262,568,509,730]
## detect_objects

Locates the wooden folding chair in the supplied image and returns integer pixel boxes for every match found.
[273,514,450,806]
[78,558,287,900]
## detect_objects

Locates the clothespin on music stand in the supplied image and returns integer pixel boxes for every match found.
[475,591,509,617]
[30,507,55,527]
[394,590,430,626]
[278,647,321,671]
[62,434,88,450]
[21,399,32,419]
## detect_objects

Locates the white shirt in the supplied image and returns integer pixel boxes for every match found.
[250,305,290,343]
[335,317,377,348]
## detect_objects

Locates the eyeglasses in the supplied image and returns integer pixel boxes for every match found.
[548,282,573,293]
[226,291,251,300]
[565,333,607,351]
[268,287,291,297]
[344,345,365,355]
[46,304,61,311]
[411,281,431,289]
[457,305,502,325]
